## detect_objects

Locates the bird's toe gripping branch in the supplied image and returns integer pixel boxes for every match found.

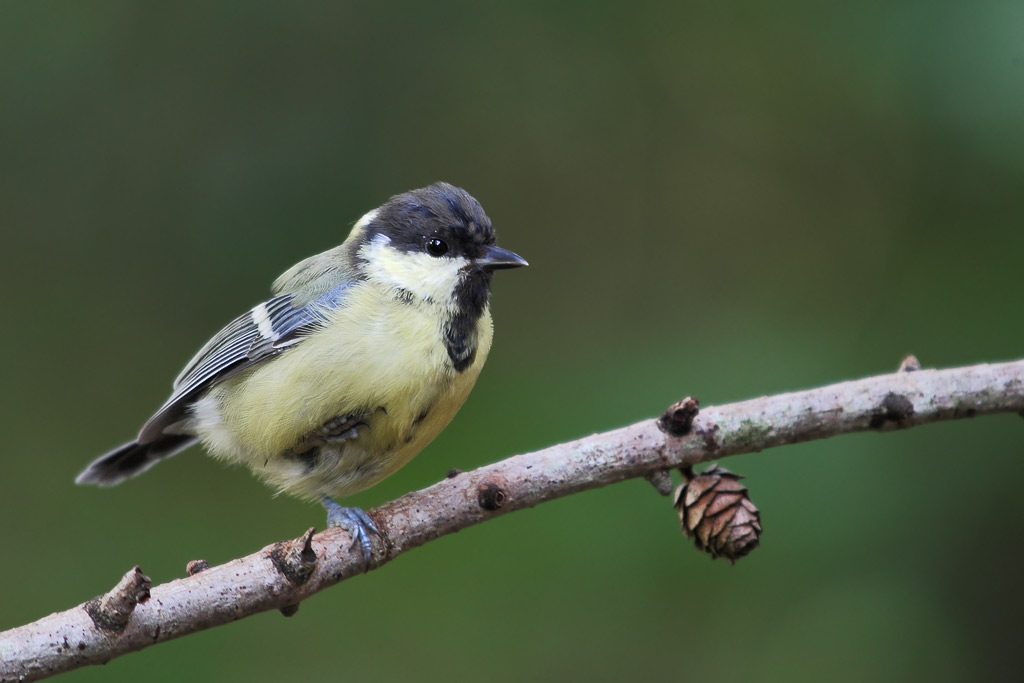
[322,498,382,571]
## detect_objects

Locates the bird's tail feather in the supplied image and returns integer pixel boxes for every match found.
[75,434,198,486]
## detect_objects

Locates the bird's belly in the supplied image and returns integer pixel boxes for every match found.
[305,372,478,498]
[192,302,492,501]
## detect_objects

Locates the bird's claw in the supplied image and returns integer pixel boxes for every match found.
[322,498,380,571]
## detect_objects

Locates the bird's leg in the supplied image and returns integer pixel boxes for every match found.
[322,496,381,571]
[281,413,368,467]
[318,414,367,444]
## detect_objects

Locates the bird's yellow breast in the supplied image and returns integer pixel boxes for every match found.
[194,281,493,501]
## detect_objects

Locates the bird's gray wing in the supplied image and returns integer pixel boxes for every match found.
[137,281,355,442]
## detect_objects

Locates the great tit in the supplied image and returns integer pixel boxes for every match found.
[76,183,527,562]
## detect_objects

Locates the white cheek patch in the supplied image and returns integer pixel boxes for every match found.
[360,234,468,306]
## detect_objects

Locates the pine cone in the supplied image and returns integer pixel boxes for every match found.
[673,464,761,562]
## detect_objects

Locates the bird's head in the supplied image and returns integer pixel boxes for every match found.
[353,182,528,309]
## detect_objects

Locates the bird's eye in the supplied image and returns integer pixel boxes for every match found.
[425,238,449,257]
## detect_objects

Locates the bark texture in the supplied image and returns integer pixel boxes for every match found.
[1,358,1021,681]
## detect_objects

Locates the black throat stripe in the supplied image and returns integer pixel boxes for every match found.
[444,269,492,372]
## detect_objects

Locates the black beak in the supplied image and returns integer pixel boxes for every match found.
[477,244,529,271]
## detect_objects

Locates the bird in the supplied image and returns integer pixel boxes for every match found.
[76,182,528,564]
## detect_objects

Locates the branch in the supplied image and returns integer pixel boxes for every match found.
[3,358,1022,681]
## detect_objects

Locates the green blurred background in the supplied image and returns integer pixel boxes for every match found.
[2,2,1023,681]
